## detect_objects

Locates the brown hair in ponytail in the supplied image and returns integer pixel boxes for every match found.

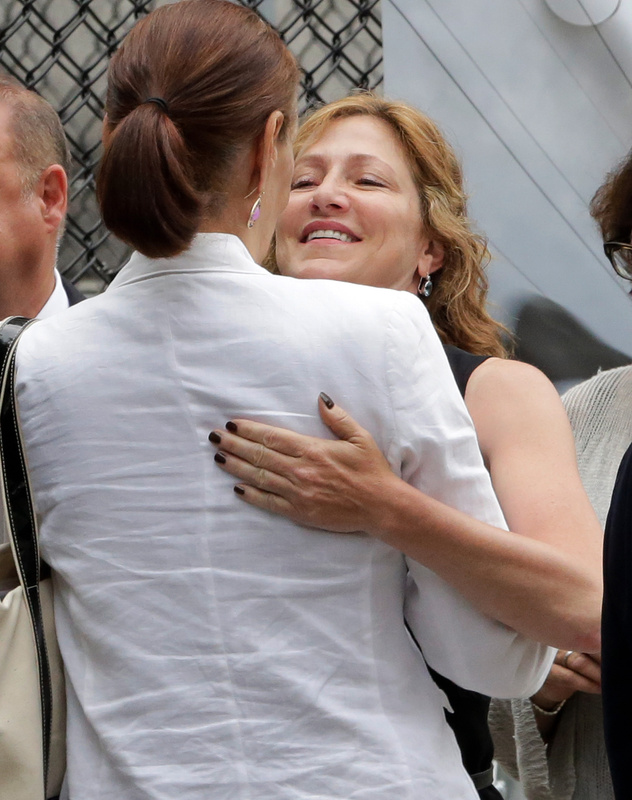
[97,0,299,259]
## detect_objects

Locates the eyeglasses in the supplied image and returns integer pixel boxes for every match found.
[604,241,632,280]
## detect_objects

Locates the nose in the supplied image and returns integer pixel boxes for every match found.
[309,175,350,214]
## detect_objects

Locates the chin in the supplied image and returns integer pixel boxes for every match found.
[285,259,356,283]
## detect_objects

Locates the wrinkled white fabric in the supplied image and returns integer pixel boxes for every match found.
[15,233,553,800]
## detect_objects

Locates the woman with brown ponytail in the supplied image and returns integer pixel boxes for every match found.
[12,2,553,797]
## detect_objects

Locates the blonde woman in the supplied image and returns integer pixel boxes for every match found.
[209,94,602,799]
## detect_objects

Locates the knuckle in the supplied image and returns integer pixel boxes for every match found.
[255,467,268,488]
[293,465,317,486]
[299,443,319,464]
[572,653,588,670]
[261,429,277,450]
[252,443,267,468]
[262,491,276,512]
[339,409,353,427]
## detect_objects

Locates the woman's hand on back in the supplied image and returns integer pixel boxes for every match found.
[209,393,401,534]
[209,363,603,652]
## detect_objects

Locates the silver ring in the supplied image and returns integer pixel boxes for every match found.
[562,650,574,669]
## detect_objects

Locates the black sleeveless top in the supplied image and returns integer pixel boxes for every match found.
[428,345,502,800]
[444,344,490,398]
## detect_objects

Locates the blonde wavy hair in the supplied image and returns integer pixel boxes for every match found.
[271,93,508,358]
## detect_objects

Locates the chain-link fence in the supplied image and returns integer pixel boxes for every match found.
[0,0,382,294]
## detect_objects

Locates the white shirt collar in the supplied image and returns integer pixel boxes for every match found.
[110,233,262,290]
[37,269,69,319]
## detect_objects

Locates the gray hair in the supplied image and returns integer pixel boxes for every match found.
[0,74,71,197]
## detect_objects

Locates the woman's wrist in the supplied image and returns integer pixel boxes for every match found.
[531,697,565,741]
[531,697,566,716]
[368,475,430,545]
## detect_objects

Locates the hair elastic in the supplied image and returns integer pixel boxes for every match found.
[143,96,169,114]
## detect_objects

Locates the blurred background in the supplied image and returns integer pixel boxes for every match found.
[383,0,632,390]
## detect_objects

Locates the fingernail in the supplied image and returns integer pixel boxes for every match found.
[319,392,334,409]
[214,452,226,464]
[208,431,221,444]
[226,421,238,433]
[234,485,245,496]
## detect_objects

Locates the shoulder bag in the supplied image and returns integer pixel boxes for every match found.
[0,316,66,799]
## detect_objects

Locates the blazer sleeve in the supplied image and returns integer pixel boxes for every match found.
[602,442,632,799]
[382,294,554,698]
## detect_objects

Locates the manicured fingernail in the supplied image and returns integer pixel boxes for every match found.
[208,431,221,444]
[319,392,334,409]
[214,452,226,464]
[226,421,238,433]
[234,485,245,496]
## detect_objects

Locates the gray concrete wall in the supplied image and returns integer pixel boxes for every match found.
[383,0,632,359]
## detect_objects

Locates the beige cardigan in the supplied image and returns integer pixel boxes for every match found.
[490,365,632,800]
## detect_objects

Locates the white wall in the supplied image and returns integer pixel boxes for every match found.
[383,0,632,357]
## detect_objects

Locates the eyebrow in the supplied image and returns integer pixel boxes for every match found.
[295,152,394,172]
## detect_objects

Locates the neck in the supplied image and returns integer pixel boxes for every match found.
[199,208,270,265]
[0,265,56,319]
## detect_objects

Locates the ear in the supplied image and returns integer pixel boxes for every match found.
[36,164,68,235]
[416,239,444,279]
[249,110,285,195]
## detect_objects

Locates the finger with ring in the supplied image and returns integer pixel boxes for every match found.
[562,650,574,669]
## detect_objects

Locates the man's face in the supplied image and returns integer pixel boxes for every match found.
[0,103,48,282]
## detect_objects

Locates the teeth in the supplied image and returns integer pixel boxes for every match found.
[306,229,355,243]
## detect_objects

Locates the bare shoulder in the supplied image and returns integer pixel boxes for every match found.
[466,357,560,403]
[463,359,602,566]
[464,357,573,463]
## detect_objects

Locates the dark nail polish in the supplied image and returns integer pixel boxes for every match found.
[234,485,245,496]
[226,421,238,433]
[319,392,334,409]
[208,431,221,444]
[214,452,226,464]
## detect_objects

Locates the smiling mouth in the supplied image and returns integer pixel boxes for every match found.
[303,229,359,243]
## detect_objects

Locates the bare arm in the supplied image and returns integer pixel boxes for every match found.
[462,358,602,652]
[210,362,602,652]
[465,359,602,597]
[465,360,603,735]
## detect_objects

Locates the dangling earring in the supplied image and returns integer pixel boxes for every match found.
[247,192,264,228]
[417,274,433,299]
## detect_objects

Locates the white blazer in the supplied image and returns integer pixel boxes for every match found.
[16,233,553,800]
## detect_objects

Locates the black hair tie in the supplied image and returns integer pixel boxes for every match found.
[143,96,169,114]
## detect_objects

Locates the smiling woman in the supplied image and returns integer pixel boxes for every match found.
[271,93,505,356]
[211,92,603,800]
[276,115,442,292]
